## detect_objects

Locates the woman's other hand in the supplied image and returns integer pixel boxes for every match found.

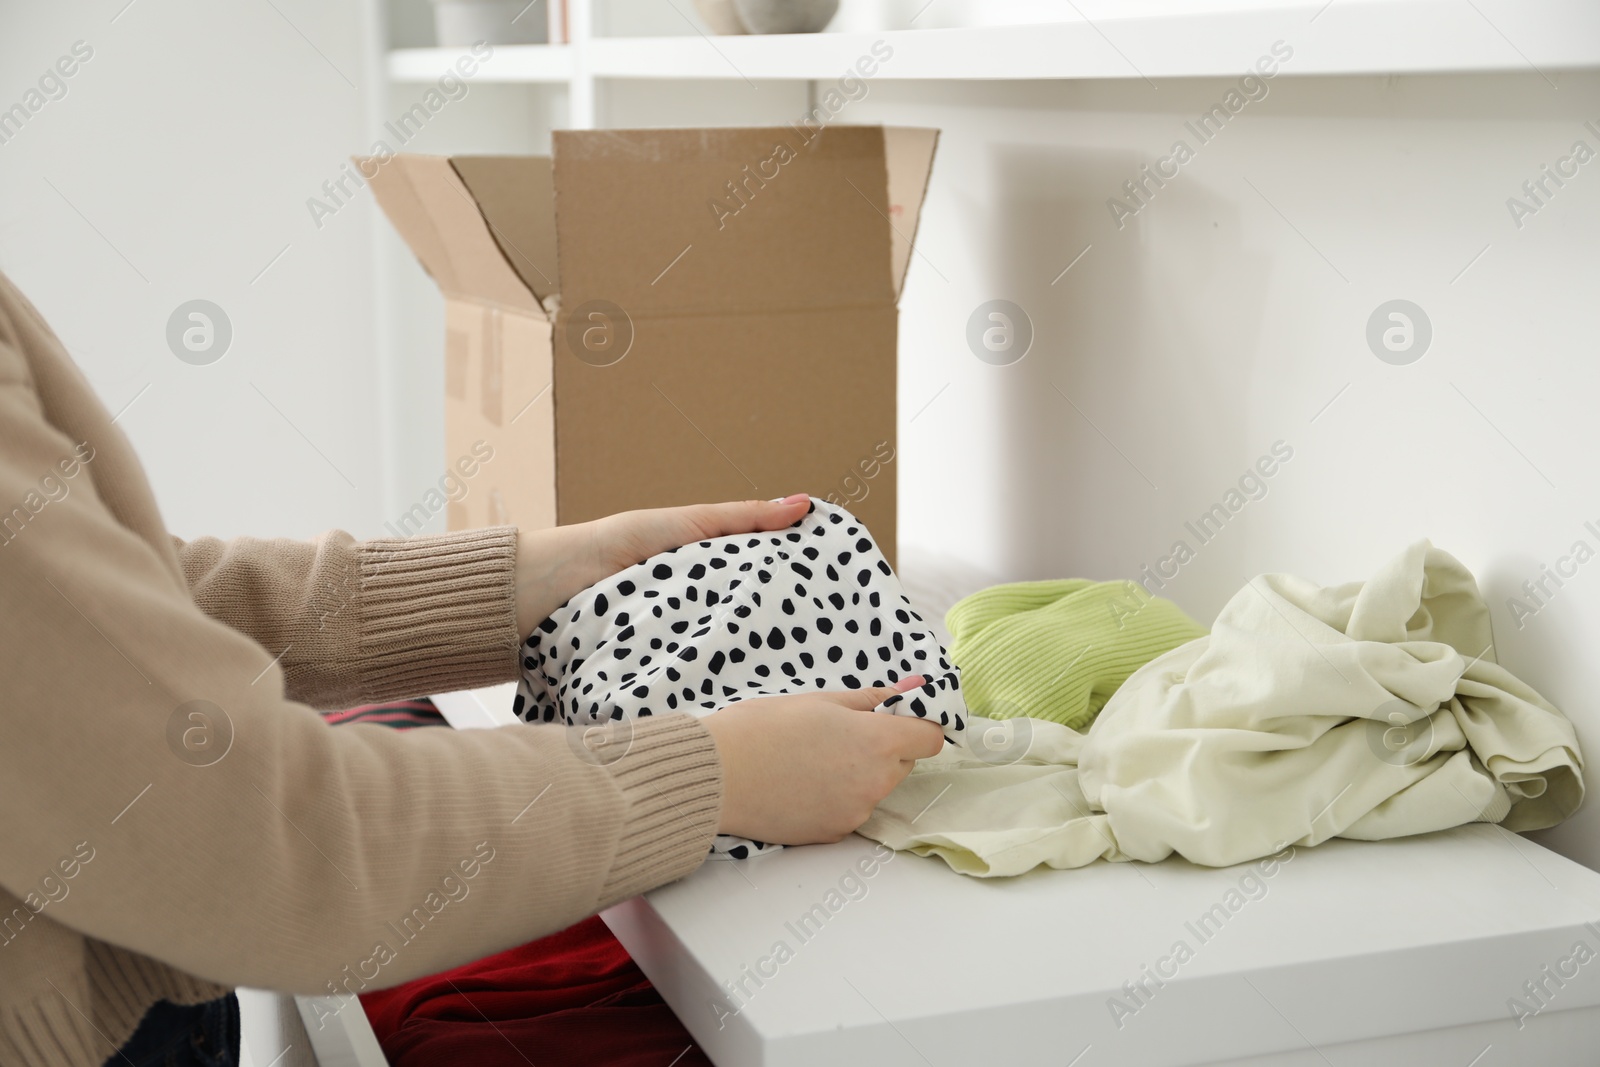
[514,495,812,639]
[588,494,813,580]
[703,676,945,845]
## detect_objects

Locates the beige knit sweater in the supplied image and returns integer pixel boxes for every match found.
[0,272,723,1066]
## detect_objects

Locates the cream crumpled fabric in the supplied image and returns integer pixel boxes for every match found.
[858,541,1584,877]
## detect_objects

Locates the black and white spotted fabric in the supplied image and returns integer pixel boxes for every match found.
[513,497,967,859]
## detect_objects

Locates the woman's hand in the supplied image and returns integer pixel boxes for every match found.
[702,676,946,845]
[514,494,811,639]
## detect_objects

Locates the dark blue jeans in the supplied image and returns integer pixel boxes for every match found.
[106,994,239,1067]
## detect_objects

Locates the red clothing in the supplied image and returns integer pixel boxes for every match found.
[360,916,711,1067]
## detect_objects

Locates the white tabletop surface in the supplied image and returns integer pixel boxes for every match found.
[604,824,1600,1066]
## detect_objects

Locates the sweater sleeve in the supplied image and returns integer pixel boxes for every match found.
[173,527,523,709]
[0,363,722,995]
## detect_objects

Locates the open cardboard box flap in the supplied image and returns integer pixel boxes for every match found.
[449,155,560,308]
[363,154,545,317]
[366,126,936,315]
[882,126,938,299]
[363,126,938,559]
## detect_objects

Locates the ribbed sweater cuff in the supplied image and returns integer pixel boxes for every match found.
[355,527,521,699]
[598,714,723,905]
[85,946,229,1058]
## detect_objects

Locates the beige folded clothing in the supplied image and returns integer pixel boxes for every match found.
[859,541,1583,876]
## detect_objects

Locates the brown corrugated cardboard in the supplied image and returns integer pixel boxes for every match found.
[365,125,937,564]
[449,155,559,304]
[882,126,939,299]
[367,154,545,315]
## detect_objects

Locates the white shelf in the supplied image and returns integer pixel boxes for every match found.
[388,43,573,83]
[608,824,1600,1064]
[593,4,1600,81]
[390,1,1600,88]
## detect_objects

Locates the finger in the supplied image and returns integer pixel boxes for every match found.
[881,715,948,760]
[892,674,928,693]
[826,685,899,711]
[692,495,812,539]
[824,674,927,712]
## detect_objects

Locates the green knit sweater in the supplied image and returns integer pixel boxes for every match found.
[946,579,1208,731]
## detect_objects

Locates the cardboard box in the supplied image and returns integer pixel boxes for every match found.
[365,125,937,562]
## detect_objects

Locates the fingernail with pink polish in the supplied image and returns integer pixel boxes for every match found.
[896,675,927,692]
[780,493,809,505]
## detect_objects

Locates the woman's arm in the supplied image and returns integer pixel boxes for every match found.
[175,499,814,709]
[0,360,721,994]
[175,527,521,709]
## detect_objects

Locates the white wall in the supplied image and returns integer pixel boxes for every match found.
[0,0,383,541]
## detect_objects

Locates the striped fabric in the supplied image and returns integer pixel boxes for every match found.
[946,579,1208,732]
[320,698,449,730]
